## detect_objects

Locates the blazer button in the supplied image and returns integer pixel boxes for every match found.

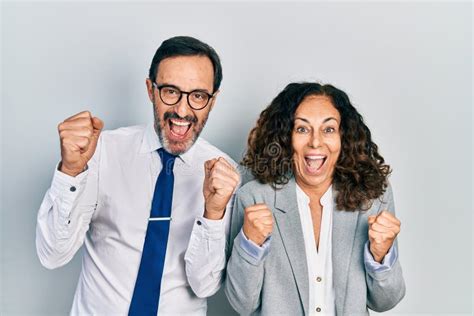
[70,186,76,192]
[316,307,321,312]
[316,276,322,282]
[196,220,202,226]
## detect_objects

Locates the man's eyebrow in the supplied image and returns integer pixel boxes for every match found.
[192,88,212,94]
[157,83,212,94]
[156,83,179,89]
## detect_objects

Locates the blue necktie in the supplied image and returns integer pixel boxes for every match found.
[129,148,176,315]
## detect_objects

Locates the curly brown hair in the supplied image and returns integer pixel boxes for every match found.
[242,82,391,211]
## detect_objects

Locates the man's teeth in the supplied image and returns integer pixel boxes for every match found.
[170,119,191,126]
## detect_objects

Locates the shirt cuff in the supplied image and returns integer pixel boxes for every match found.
[364,241,398,273]
[192,216,225,240]
[49,163,89,214]
[238,229,271,263]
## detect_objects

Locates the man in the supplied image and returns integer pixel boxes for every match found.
[36,36,240,315]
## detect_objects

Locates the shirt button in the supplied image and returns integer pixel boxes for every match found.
[316,307,322,312]
[316,276,322,282]
[196,220,202,226]
[70,186,76,192]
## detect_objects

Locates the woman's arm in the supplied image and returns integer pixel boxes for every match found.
[224,189,270,315]
[365,183,406,312]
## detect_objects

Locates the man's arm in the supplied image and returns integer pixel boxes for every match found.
[184,157,239,298]
[36,111,103,269]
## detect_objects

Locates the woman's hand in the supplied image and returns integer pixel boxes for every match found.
[368,210,401,263]
[243,203,273,246]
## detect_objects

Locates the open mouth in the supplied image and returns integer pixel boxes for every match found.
[304,155,327,174]
[168,118,192,140]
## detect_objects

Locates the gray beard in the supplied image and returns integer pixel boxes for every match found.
[152,100,209,155]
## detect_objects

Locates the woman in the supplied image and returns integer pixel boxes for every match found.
[225,82,405,315]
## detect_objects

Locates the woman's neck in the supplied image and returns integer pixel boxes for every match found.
[295,177,332,202]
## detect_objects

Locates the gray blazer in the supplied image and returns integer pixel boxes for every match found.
[224,177,405,315]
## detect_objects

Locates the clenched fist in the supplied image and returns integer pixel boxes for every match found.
[58,111,104,177]
[368,210,401,263]
[203,157,240,220]
[243,204,273,246]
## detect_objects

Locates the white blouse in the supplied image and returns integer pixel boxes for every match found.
[296,184,336,316]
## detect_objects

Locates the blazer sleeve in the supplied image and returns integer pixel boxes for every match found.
[365,183,406,312]
[224,187,266,315]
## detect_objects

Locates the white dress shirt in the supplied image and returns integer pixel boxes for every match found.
[36,123,235,315]
[296,184,336,316]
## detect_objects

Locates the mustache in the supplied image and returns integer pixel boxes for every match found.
[164,111,198,124]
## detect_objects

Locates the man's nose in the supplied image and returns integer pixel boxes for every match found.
[174,94,191,118]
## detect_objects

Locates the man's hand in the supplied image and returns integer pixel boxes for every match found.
[368,210,401,263]
[243,203,273,246]
[58,111,104,177]
[203,157,240,220]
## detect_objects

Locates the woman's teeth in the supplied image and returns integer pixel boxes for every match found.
[305,155,326,170]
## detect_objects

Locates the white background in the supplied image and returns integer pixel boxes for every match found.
[1,1,472,315]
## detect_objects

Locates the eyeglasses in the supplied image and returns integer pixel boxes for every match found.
[152,83,214,110]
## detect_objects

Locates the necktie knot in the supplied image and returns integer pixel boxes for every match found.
[158,148,176,174]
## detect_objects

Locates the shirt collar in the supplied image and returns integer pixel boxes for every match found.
[320,185,333,208]
[139,123,160,154]
[139,122,195,165]
[296,183,333,208]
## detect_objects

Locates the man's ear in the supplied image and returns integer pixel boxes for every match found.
[208,90,220,111]
[146,78,154,102]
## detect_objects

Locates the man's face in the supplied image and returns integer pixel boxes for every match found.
[146,55,217,155]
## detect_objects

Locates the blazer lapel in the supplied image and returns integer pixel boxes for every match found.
[273,178,309,315]
[332,193,360,316]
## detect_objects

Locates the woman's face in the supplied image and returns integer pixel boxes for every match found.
[292,95,341,192]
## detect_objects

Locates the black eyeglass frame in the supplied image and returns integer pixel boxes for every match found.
[152,82,215,110]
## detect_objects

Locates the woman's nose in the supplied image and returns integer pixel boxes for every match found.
[309,131,322,148]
